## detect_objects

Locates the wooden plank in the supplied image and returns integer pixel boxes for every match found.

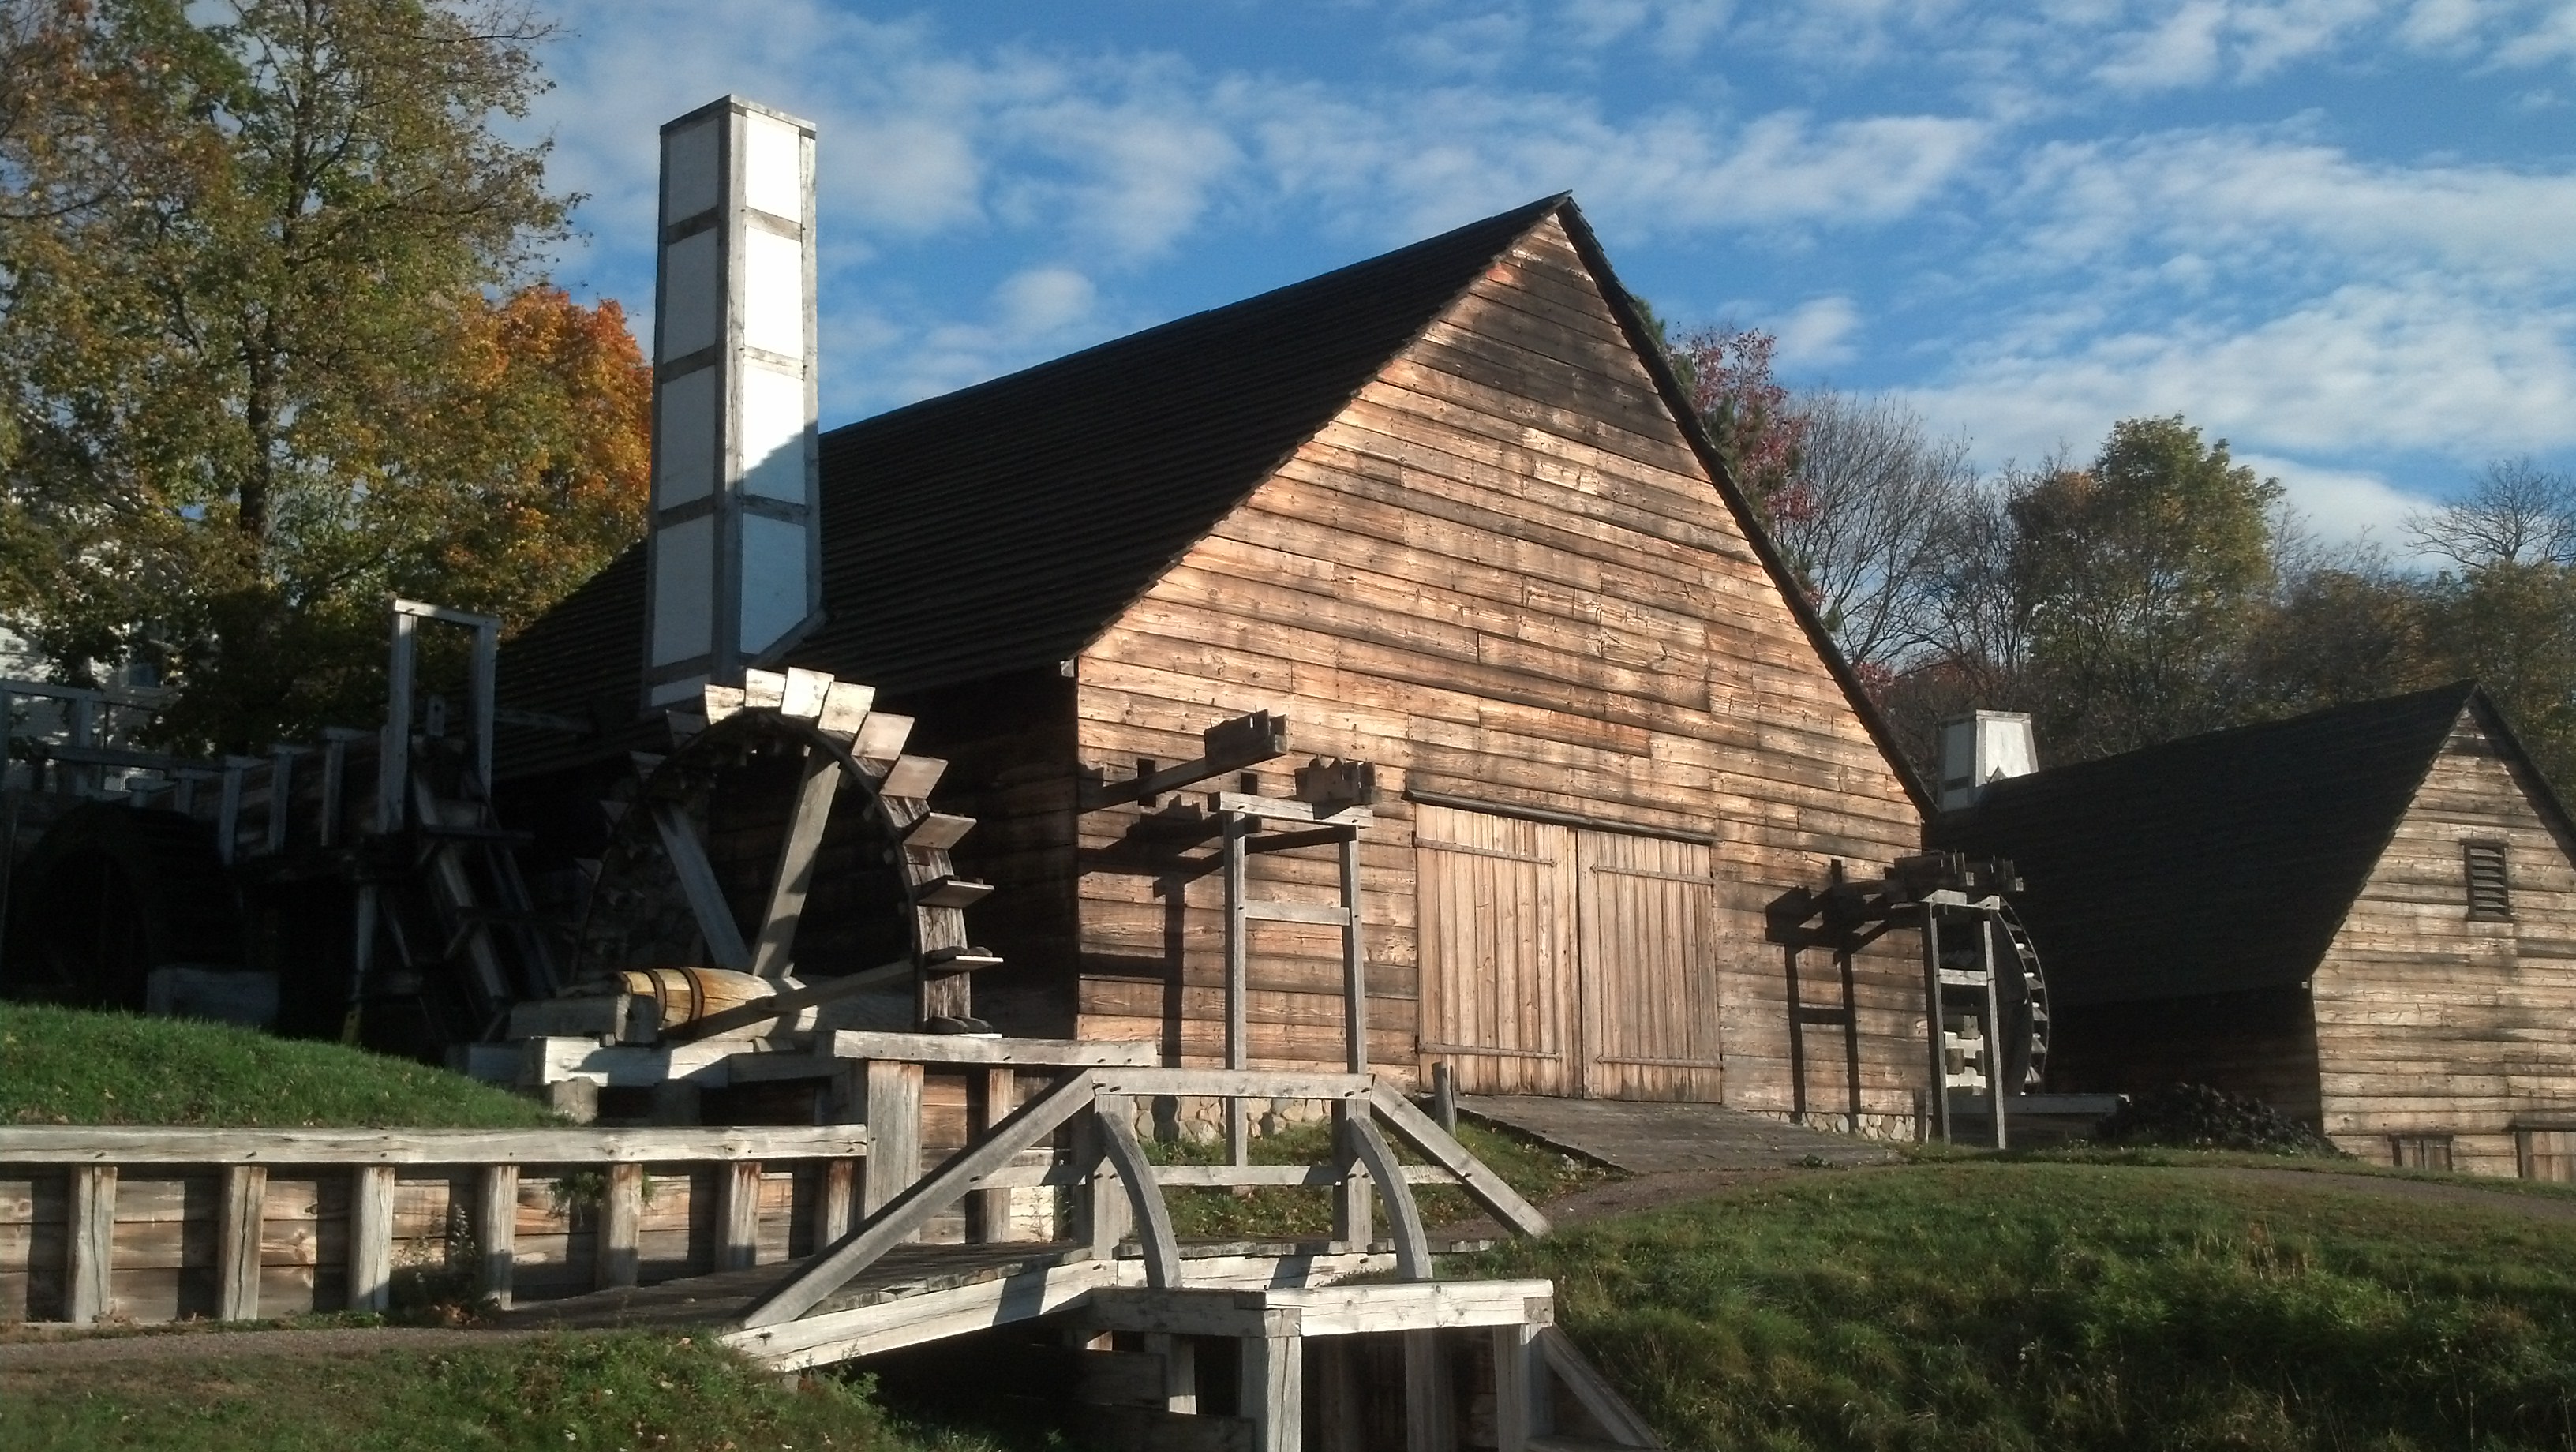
[862,1061,925,1218]
[652,798,753,971]
[822,1030,1158,1068]
[724,1256,1116,1369]
[816,1158,856,1248]
[217,1165,264,1320]
[1094,1096,1181,1289]
[717,1161,763,1271]
[1369,1087,1550,1237]
[348,1166,394,1313]
[967,1068,1017,1244]
[740,1070,1100,1328]
[1406,1330,1453,1452]
[0,1125,869,1165]
[1241,898,1357,926]
[1342,1113,1430,1280]
[66,1166,114,1323]
[1494,1321,1547,1452]
[477,1165,518,1309]
[751,749,843,978]
[1241,1332,1303,1452]
[1091,1068,1373,1101]
[596,1162,642,1289]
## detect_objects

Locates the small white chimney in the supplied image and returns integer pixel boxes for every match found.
[1938,711,2036,811]
[645,96,820,709]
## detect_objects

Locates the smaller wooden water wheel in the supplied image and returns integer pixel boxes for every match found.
[572,668,998,1031]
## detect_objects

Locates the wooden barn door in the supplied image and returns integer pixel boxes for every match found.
[1417,803,1723,1101]
[1575,831,1722,1102]
[1414,804,1580,1095]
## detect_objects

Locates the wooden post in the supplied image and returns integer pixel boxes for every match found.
[1316,1338,1361,1452]
[349,1165,395,1312]
[1144,1331,1197,1414]
[1922,908,1949,1143]
[476,1165,519,1309]
[1222,813,1250,1166]
[66,1166,115,1323]
[967,1066,1017,1243]
[1074,1107,1130,1261]
[1405,1330,1452,1452]
[860,1061,924,1219]
[1980,915,2009,1151]
[1241,1331,1304,1452]
[217,1166,265,1321]
[1332,1102,1373,1253]
[1341,832,1366,1074]
[1432,1061,1458,1133]
[597,1162,642,1289]
[815,1158,856,1248]
[1492,1323,1548,1452]
[377,606,414,833]
[717,1161,763,1270]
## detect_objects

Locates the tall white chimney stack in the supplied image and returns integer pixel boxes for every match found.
[1938,710,2036,812]
[645,97,820,709]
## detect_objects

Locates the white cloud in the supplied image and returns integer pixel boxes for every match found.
[2095,0,2230,88]
[1772,296,1864,369]
[2237,452,2439,552]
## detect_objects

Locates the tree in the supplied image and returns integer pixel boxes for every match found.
[2406,457,2576,572]
[0,0,642,749]
[1672,325,1807,511]
[2421,562,2576,790]
[2006,417,2283,758]
[1765,391,1975,674]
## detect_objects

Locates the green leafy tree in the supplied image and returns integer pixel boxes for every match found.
[2008,416,2283,758]
[0,0,644,750]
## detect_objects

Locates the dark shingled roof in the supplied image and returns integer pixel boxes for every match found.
[495,196,1570,746]
[1931,683,2484,1007]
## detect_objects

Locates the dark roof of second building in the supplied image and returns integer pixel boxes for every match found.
[1931,683,2481,1006]
[495,196,1570,748]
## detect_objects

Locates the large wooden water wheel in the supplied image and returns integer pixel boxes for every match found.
[573,668,998,1031]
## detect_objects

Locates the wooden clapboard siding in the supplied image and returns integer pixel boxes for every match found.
[2312,711,2576,1173]
[1068,215,1923,1110]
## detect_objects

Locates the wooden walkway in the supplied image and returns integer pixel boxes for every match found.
[1459,1096,1900,1175]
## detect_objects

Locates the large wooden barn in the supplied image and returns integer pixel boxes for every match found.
[1935,684,2576,1176]
[494,192,1934,1132]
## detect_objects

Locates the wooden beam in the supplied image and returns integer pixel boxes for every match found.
[1146,1331,1199,1414]
[668,959,912,1043]
[751,749,843,978]
[651,797,753,971]
[823,1029,1159,1068]
[350,1165,395,1312]
[1222,814,1250,1166]
[967,1068,1017,1244]
[1535,1327,1662,1447]
[597,1162,643,1289]
[1241,1332,1304,1452]
[1405,1330,1452,1452]
[1369,1087,1550,1237]
[861,1061,923,1218]
[477,1165,519,1310]
[0,1124,869,1165]
[66,1166,114,1323]
[1087,709,1292,810]
[1494,1322,1548,1452]
[716,1161,763,1271]
[1094,1096,1181,1290]
[217,1166,264,1320]
[739,1070,1100,1328]
[816,1158,856,1249]
[1340,833,1366,1076]
[1343,1113,1431,1280]
[724,1256,1115,1371]
[1095,1068,1373,1102]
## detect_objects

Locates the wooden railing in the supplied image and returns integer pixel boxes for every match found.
[739,1068,1548,1329]
[0,1125,867,1323]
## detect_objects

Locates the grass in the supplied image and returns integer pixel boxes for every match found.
[1144,1115,1617,1241]
[0,1003,557,1128]
[1464,1160,2576,1451]
[3,1330,1011,1452]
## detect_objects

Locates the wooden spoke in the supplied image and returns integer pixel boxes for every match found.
[751,747,844,978]
[650,798,752,971]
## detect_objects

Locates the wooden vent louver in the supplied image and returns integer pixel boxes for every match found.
[2464,840,2512,920]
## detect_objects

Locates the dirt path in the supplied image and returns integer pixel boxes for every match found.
[0,1324,542,1372]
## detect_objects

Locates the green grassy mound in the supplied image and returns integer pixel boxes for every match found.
[7,1331,997,1451]
[1469,1162,2576,1451]
[0,1003,556,1128]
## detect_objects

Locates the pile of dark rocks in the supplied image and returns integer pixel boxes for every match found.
[2091,1083,2346,1156]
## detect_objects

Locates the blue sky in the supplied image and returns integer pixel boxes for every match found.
[522,1,2576,552]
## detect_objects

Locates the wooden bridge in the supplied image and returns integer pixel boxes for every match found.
[1,1061,1661,1450]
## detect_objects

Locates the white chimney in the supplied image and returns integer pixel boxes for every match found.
[645,97,820,709]
[1938,711,2036,811]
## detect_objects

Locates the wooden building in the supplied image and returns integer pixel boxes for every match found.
[1934,683,2576,1176]
[495,196,1932,1129]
